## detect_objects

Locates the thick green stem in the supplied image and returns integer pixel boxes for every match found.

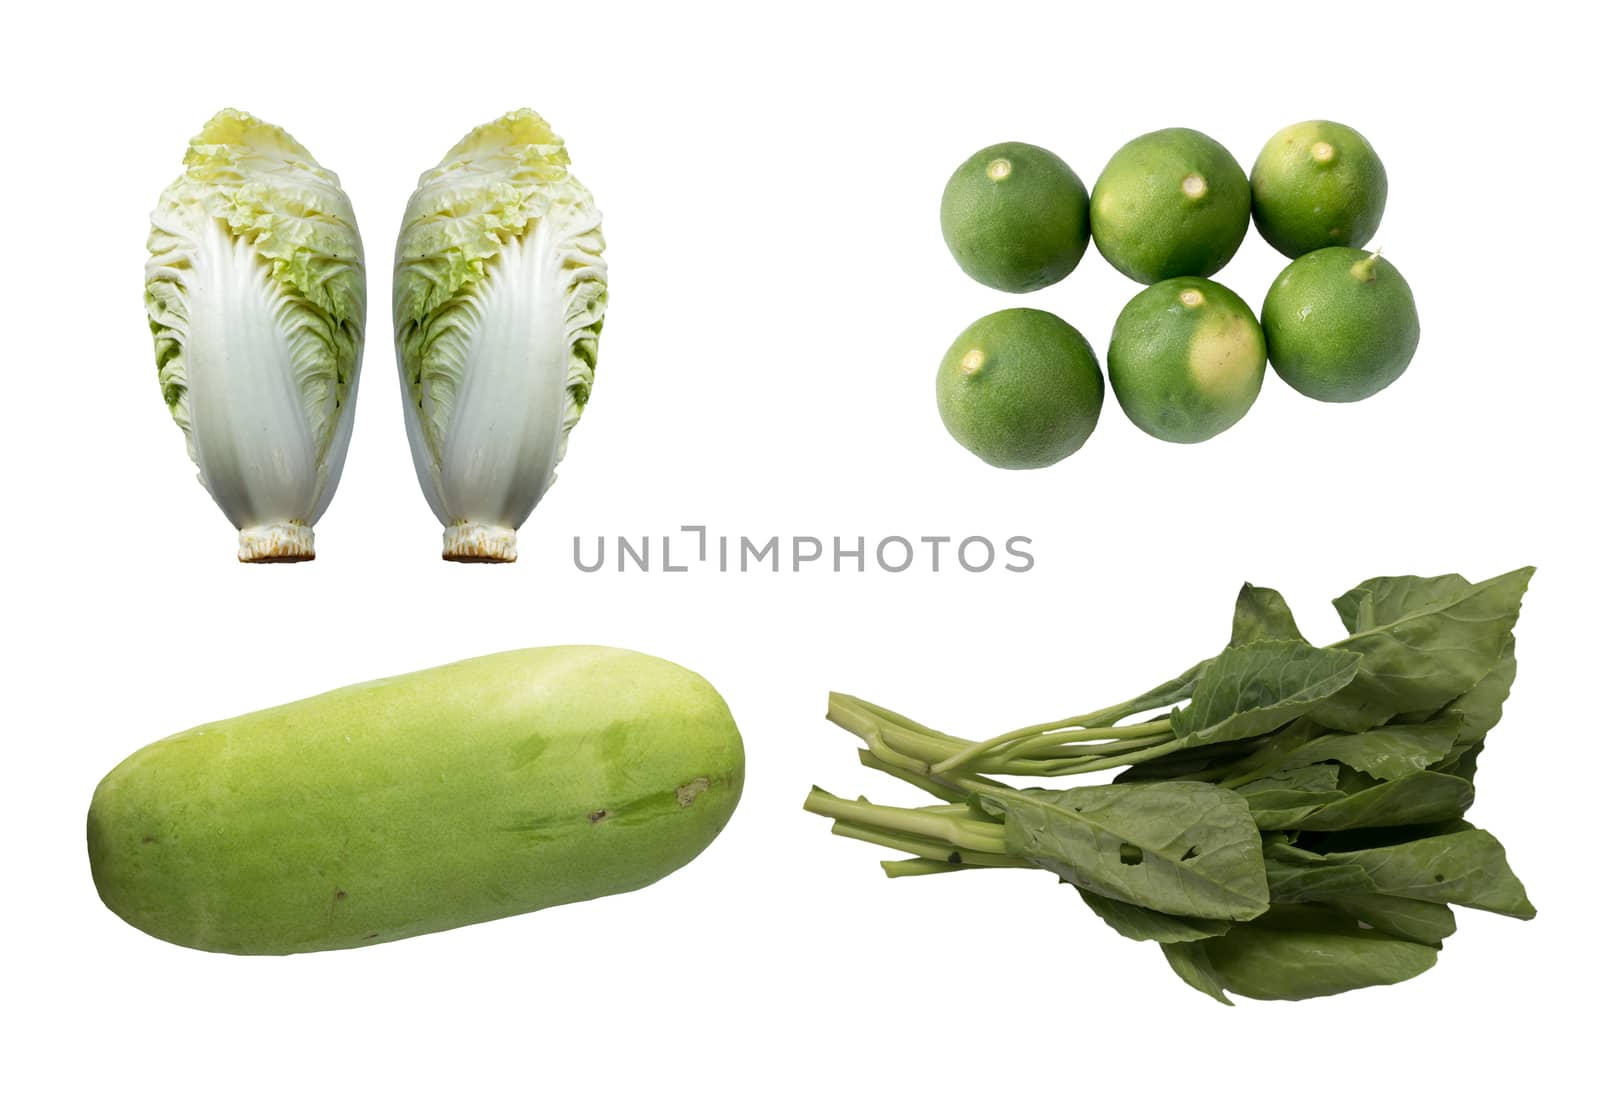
[872,722,959,767]
[1029,739,1186,778]
[932,708,1186,775]
[856,750,969,802]
[830,693,1015,792]
[1021,717,1173,750]
[827,696,951,777]
[823,695,960,767]
[829,821,1027,868]
[831,688,1192,789]
[918,802,1000,820]
[882,858,980,878]
[928,724,1072,775]
[803,788,1009,854]
[992,719,1173,765]
[848,696,970,748]
[984,661,1205,746]
[1015,732,1172,761]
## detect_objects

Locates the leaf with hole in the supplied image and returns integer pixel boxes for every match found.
[986,782,1269,921]
[1260,719,1462,783]
[1324,826,1535,918]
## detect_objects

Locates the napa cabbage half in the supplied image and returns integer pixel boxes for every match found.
[145,109,365,561]
[393,109,608,563]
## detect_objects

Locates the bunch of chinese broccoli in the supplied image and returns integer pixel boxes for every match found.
[805,568,1536,1003]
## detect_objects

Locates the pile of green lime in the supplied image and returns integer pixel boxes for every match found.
[936,121,1421,466]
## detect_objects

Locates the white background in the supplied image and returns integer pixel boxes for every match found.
[4,1,1596,1094]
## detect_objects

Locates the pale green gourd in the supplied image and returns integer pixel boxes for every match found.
[88,647,743,954]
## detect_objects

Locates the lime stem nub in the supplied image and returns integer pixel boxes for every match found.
[1350,248,1383,283]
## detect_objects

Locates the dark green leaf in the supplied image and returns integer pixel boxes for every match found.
[987,782,1269,921]
[1292,771,1474,831]
[1447,635,1517,742]
[1435,742,1483,782]
[1258,836,1326,864]
[1266,859,1377,902]
[1300,818,1472,854]
[1200,904,1439,1001]
[1076,888,1232,943]
[1160,941,1232,1005]
[1260,836,1378,901]
[1324,826,1536,918]
[1209,716,1325,784]
[1435,637,1517,775]
[1280,721,1462,782]
[1323,894,1457,946]
[1315,567,1534,731]
[1250,799,1341,832]
[1332,573,1473,635]
[1171,641,1362,750]
[1240,763,1342,795]
[1230,584,1307,646]
[1239,764,1345,830]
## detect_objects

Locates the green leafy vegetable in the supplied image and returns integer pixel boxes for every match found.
[805,568,1537,1003]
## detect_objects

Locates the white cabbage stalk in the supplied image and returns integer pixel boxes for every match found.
[145,109,365,562]
[394,110,607,563]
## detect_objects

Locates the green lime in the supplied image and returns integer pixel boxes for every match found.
[1090,128,1250,284]
[936,308,1104,468]
[1251,120,1387,258]
[1107,277,1266,443]
[1261,247,1420,402]
[940,142,1091,292]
